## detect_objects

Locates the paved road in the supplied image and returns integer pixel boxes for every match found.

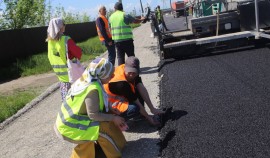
[0,23,161,158]
[159,46,270,157]
[158,14,270,157]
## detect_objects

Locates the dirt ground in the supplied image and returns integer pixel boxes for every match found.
[0,73,58,95]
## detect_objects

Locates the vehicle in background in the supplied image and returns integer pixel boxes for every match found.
[152,0,270,59]
[172,1,186,18]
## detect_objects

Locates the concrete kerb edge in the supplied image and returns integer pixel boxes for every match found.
[0,51,108,130]
[0,82,59,130]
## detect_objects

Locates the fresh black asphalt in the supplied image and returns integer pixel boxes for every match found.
[158,15,270,158]
[158,46,270,158]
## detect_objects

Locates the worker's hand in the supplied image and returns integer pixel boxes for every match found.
[112,116,128,130]
[140,16,146,21]
[146,115,160,126]
[150,108,165,115]
[109,102,121,115]
[111,108,121,115]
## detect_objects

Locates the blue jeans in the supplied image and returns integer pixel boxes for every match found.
[120,104,140,120]
[103,41,116,66]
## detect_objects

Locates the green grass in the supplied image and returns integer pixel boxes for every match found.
[0,36,106,81]
[0,90,36,123]
[77,36,107,62]
[0,36,106,123]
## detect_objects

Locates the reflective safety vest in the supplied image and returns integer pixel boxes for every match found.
[104,64,135,112]
[156,9,161,21]
[109,10,133,41]
[96,15,112,41]
[48,36,69,82]
[55,81,104,141]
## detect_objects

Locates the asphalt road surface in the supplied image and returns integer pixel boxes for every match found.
[159,16,270,157]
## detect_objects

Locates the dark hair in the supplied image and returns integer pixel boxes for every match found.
[114,2,123,11]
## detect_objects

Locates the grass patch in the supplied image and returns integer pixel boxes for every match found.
[0,36,106,123]
[0,36,106,81]
[0,90,37,123]
[78,36,107,62]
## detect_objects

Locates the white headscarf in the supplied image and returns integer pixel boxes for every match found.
[69,58,114,112]
[47,18,65,39]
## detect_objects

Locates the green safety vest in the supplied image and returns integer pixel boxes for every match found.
[156,9,161,20]
[48,36,70,82]
[55,81,104,141]
[109,10,133,41]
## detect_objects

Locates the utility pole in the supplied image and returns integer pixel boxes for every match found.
[140,0,144,14]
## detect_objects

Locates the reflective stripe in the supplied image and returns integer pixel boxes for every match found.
[59,110,99,130]
[63,101,89,121]
[111,26,131,30]
[52,65,68,68]
[112,32,133,36]
[56,72,68,76]
[99,133,120,153]
[108,95,126,102]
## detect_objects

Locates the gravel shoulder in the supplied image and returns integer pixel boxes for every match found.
[0,23,161,158]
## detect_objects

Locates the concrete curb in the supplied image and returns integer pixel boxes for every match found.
[0,82,59,130]
[0,52,108,130]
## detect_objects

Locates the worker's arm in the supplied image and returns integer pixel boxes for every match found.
[136,82,165,115]
[85,89,126,128]
[134,99,160,125]
[124,14,145,25]
[67,39,82,60]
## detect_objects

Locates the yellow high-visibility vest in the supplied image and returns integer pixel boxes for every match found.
[55,81,104,141]
[48,36,69,82]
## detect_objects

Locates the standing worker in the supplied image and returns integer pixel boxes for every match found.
[96,5,116,66]
[54,58,127,158]
[155,5,169,31]
[104,56,165,126]
[46,18,82,101]
[109,2,145,66]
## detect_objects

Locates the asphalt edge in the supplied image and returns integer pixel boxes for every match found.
[0,52,108,130]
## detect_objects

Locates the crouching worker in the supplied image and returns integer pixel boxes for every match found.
[54,58,126,158]
[104,56,165,126]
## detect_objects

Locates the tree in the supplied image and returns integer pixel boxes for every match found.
[0,0,91,30]
[2,0,46,29]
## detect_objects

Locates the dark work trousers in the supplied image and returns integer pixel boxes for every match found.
[159,19,168,31]
[120,87,144,120]
[103,41,116,66]
[115,40,135,65]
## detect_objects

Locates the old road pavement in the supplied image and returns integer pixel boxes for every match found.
[0,23,162,158]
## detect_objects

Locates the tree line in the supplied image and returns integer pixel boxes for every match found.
[0,0,92,31]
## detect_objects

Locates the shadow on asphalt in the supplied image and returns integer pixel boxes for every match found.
[158,107,188,130]
[156,107,188,155]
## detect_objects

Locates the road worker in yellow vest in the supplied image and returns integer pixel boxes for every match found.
[47,18,82,101]
[104,56,165,126]
[96,5,116,66]
[54,58,127,158]
[109,2,145,65]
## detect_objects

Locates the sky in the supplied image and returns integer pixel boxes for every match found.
[0,0,176,20]
[49,0,173,19]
